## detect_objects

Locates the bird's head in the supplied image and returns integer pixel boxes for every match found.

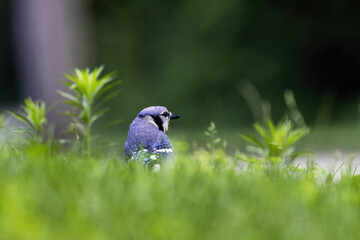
[138,106,180,132]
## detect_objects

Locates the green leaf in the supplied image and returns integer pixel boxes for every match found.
[7,110,35,130]
[95,89,121,108]
[57,90,78,103]
[72,122,87,136]
[268,143,282,157]
[254,123,268,141]
[63,100,82,108]
[64,73,78,84]
[95,80,122,100]
[240,133,264,148]
[89,108,108,127]
[284,129,309,148]
[268,120,276,139]
[92,74,116,99]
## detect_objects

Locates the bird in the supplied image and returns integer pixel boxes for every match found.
[124,106,180,167]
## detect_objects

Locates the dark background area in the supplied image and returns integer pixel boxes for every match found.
[0,1,18,103]
[1,0,360,136]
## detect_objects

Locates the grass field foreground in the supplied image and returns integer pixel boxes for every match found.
[0,143,360,240]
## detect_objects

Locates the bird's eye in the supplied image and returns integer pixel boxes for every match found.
[162,112,169,117]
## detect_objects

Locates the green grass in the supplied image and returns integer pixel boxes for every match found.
[0,143,360,240]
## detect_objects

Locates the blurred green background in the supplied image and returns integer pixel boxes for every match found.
[1,0,360,149]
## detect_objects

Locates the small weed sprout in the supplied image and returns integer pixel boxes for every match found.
[239,90,309,167]
[58,66,121,156]
[239,120,309,166]
[204,122,223,152]
[202,122,230,169]
[342,154,358,177]
[317,159,344,185]
[7,98,48,143]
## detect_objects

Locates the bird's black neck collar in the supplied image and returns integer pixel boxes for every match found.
[152,116,164,132]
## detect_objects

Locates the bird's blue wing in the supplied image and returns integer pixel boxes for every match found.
[124,123,173,161]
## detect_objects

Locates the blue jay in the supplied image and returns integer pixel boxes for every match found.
[124,106,180,166]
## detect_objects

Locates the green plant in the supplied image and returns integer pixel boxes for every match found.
[58,66,121,156]
[7,98,48,143]
[239,119,309,166]
[238,89,310,167]
[204,122,224,152]
[198,122,231,169]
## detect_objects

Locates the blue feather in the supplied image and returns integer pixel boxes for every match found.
[124,106,178,166]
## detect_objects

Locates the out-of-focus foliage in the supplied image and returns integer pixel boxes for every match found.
[7,98,48,143]
[0,142,360,240]
[239,119,309,166]
[59,66,121,156]
[238,89,309,166]
[90,0,360,129]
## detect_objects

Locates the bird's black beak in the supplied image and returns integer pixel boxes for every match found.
[170,114,180,120]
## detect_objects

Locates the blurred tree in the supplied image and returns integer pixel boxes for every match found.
[12,0,92,129]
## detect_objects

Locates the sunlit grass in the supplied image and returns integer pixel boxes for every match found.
[0,144,359,240]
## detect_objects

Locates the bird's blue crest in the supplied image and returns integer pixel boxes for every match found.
[138,106,168,118]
